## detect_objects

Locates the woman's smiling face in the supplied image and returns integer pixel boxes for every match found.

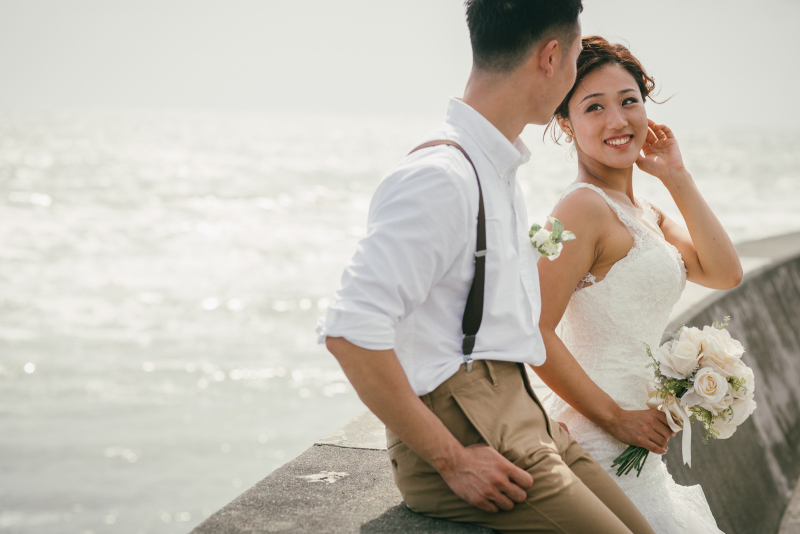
[561,63,649,169]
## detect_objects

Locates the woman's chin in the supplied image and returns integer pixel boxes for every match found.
[596,154,639,170]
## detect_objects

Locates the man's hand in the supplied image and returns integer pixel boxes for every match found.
[326,337,533,512]
[438,444,533,513]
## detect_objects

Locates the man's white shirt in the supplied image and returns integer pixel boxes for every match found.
[318,98,546,396]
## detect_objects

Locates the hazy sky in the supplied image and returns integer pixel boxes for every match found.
[1,0,798,127]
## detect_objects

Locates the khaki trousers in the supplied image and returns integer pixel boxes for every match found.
[387,360,656,534]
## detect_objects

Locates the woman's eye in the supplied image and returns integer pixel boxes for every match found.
[586,103,602,112]
[622,97,639,105]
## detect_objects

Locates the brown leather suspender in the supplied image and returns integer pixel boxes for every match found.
[408,140,485,370]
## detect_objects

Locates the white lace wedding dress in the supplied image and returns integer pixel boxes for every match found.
[542,183,724,533]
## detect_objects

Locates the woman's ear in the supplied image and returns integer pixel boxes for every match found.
[557,117,573,138]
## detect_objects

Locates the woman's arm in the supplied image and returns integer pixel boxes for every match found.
[535,189,674,454]
[637,120,743,290]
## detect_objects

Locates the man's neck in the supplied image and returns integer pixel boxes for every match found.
[461,69,532,144]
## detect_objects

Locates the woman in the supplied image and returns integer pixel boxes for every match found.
[535,36,742,533]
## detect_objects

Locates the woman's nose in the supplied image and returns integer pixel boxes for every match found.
[606,105,628,130]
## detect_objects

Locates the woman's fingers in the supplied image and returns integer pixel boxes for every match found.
[651,423,673,442]
[645,127,659,145]
[651,410,675,438]
[647,119,675,140]
[656,123,675,138]
[649,426,671,446]
[645,439,668,455]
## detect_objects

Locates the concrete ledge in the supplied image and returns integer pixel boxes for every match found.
[193,231,800,534]
[316,410,386,451]
[191,444,490,534]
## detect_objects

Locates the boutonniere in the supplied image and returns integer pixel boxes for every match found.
[529,217,576,261]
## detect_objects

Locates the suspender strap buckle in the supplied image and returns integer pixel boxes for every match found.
[462,334,476,356]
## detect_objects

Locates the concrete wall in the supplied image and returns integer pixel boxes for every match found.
[664,250,800,534]
[192,234,800,534]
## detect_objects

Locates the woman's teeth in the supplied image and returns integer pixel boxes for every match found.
[605,136,631,146]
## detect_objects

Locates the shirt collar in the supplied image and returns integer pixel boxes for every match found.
[445,98,531,178]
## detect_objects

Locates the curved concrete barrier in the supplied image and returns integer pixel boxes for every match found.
[664,248,800,534]
[192,232,800,534]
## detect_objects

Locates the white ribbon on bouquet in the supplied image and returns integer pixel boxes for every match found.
[647,383,692,467]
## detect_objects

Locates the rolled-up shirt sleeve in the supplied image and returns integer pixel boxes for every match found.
[319,155,471,350]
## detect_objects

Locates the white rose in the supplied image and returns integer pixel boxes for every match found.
[699,326,744,377]
[655,342,675,375]
[728,397,757,427]
[708,381,734,414]
[703,325,745,359]
[659,337,700,379]
[681,367,728,414]
[681,326,705,353]
[707,418,737,440]
[531,228,551,248]
[729,362,755,402]
[709,398,757,439]
[699,330,738,377]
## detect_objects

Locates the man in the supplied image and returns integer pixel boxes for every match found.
[319,1,657,532]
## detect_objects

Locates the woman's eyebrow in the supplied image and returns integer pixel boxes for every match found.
[579,88,638,104]
[579,92,603,104]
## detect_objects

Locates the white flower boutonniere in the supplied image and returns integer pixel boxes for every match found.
[529,216,576,261]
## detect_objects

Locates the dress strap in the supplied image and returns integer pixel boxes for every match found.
[557,183,640,234]
[637,197,661,227]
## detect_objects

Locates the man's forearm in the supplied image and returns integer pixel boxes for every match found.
[325,336,464,475]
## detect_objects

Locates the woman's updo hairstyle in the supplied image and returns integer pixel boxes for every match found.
[546,35,659,143]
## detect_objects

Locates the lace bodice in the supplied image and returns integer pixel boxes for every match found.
[550,183,686,419]
[543,183,723,533]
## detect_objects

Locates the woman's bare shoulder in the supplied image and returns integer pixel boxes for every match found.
[551,185,615,226]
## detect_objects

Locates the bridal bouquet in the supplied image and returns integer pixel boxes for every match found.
[612,317,757,477]
[530,217,576,261]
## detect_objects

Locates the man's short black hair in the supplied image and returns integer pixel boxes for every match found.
[465,0,583,73]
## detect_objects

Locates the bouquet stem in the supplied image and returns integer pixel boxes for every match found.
[611,445,649,477]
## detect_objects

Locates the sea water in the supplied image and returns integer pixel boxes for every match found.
[1,109,798,534]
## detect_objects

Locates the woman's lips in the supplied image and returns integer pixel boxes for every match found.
[604,135,633,149]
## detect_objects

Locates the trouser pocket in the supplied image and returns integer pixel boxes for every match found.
[458,365,551,454]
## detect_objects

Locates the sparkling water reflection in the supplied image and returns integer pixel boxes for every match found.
[0,109,798,533]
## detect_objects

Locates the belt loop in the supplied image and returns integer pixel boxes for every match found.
[484,360,499,387]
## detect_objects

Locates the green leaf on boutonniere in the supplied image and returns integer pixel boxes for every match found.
[547,216,564,241]
[557,230,577,243]
[529,223,542,237]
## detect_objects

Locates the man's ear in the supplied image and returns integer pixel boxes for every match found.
[537,39,560,78]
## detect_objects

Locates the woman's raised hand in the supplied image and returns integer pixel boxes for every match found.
[635,119,687,183]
